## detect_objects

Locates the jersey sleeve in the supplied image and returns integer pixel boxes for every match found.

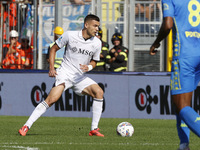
[92,40,102,61]
[162,0,174,17]
[55,31,69,48]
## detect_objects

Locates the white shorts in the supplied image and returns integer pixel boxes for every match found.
[55,72,97,96]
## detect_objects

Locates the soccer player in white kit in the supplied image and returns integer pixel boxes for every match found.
[19,14,104,137]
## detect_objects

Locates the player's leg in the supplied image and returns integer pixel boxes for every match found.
[73,77,104,136]
[82,83,104,137]
[171,58,196,149]
[45,83,65,107]
[173,92,200,137]
[82,84,104,126]
[19,84,65,136]
[173,93,192,150]
[171,57,200,149]
[176,112,190,150]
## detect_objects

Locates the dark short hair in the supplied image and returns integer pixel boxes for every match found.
[84,14,100,23]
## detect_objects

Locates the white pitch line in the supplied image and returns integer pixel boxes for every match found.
[0,145,39,150]
[68,142,178,146]
[0,142,178,146]
[1,142,63,145]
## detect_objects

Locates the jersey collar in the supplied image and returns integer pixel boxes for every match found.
[78,30,94,41]
[78,30,84,40]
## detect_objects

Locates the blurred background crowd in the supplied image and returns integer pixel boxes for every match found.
[0,0,166,72]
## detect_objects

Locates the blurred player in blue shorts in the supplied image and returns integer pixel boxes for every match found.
[150,0,200,149]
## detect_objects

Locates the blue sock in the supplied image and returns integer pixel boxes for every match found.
[176,114,190,144]
[180,106,200,137]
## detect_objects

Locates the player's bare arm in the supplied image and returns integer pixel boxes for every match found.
[49,43,60,77]
[150,17,173,55]
[80,60,97,72]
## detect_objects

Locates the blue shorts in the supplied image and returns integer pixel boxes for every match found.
[171,56,200,95]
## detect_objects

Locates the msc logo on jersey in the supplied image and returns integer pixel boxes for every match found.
[71,47,94,56]
[78,48,94,56]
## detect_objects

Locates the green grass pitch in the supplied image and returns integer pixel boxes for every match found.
[0,116,199,150]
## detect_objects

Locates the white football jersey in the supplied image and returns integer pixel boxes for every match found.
[55,30,102,77]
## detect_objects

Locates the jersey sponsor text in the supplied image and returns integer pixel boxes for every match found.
[185,31,200,38]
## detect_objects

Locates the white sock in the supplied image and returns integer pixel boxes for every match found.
[25,101,49,129]
[91,98,103,130]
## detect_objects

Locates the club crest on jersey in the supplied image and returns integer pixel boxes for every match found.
[71,47,78,52]
[163,3,169,11]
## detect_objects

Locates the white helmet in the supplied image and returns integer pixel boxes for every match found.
[10,30,19,37]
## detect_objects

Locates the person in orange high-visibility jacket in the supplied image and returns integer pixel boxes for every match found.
[2,30,23,69]
[20,36,33,69]
[3,30,21,60]
[2,48,23,69]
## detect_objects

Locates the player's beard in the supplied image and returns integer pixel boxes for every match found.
[87,29,95,38]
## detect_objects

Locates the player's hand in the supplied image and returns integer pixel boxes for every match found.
[149,43,160,55]
[49,68,57,77]
[80,64,89,72]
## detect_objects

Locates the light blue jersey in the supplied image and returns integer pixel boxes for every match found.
[163,0,200,58]
[162,0,200,94]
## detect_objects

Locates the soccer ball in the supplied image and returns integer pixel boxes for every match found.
[116,122,134,137]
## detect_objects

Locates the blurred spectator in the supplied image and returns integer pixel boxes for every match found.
[3,30,21,60]
[149,0,162,21]
[2,30,23,69]
[148,0,161,33]
[93,27,109,71]
[146,0,161,21]
[106,33,129,72]
[20,36,33,69]
[135,0,145,20]
[116,0,159,34]
[135,0,161,21]
[70,0,91,5]
[134,0,161,34]
[46,26,65,69]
